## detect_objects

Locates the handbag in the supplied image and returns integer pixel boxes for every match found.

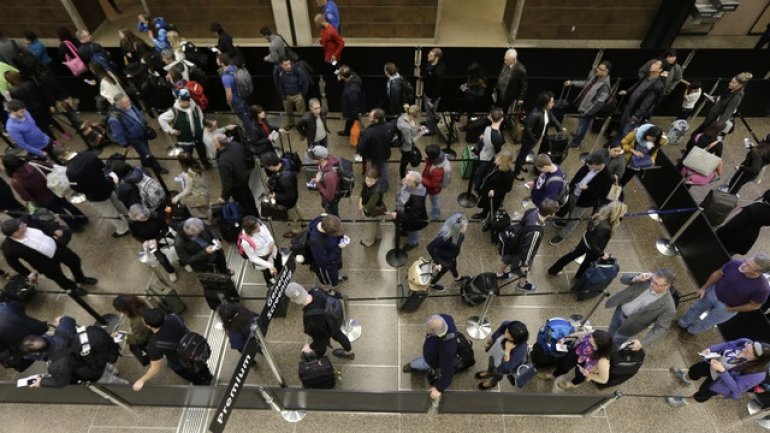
[606,182,622,201]
[364,204,387,217]
[682,145,721,176]
[410,147,422,167]
[349,119,361,147]
[260,199,289,220]
[507,351,537,388]
[62,40,87,76]
[680,166,717,186]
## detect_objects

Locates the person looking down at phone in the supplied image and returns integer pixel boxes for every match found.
[667,339,770,407]
[604,269,677,350]
[540,330,613,390]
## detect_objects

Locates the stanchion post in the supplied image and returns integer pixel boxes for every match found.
[68,293,120,332]
[457,158,479,208]
[648,177,687,222]
[655,208,704,256]
[570,290,611,328]
[467,293,495,339]
[585,390,623,417]
[253,323,287,388]
[258,386,306,423]
[386,219,408,268]
[340,295,362,342]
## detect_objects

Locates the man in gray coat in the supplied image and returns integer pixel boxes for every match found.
[564,60,612,148]
[605,269,676,351]
[638,49,682,98]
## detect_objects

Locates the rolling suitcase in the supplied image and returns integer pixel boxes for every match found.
[460,145,475,179]
[298,356,336,388]
[460,273,498,306]
[539,133,570,164]
[398,258,432,312]
[197,272,240,306]
[551,87,571,123]
[145,280,187,315]
[596,347,645,389]
[700,188,738,226]
[569,257,619,301]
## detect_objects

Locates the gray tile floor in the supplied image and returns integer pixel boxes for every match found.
[0,111,768,433]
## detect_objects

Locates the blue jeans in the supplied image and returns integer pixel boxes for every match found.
[677,286,737,334]
[423,95,441,134]
[409,356,431,371]
[571,115,594,148]
[608,308,632,346]
[406,230,419,247]
[231,99,255,137]
[428,194,441,220]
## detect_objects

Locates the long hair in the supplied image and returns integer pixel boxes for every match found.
[591,201,627,233]
[178,152,203,175]
[590,330,613,360]
[438,213,468,245]
[734,342,770,374]
[217,303,256,332]
[113,295,148,318]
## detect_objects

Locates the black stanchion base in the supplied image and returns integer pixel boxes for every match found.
[457,192,479,208]
[386,248,409,268]
[99,313,121,333]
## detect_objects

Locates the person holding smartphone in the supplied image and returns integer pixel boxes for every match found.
[541,330,613,390]
[475,321,529,390]
[668,339,770,407]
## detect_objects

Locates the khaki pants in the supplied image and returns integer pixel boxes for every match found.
[282,94,306,127]
[287,206,302,233]
[361,214,383,247]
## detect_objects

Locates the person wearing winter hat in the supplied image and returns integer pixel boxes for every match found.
[285,282,355,360]
[158,88,210,168]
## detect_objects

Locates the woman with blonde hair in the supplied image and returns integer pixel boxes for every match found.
[548,201,627,278]
[397,104,426,178]
[473,150,515,220]
[166,30,184,61]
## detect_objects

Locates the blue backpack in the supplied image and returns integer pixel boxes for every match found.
[222,202,242,225]
[535,317,574,357]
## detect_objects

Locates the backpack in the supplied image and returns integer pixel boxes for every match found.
[177,331,212,371]
[222,202,242,226]
[430,158,452,189]
[498,209,542,257]
[282,154,301,172]
[72,325,121,368]
[535,318,574,357]
[184,81,208,110]
[225,127,256,169]
[397,77,415,103]
[227,67,254,99]
[86,44,118,73]
[545,173,569,206]
[278,35,300,62]
[236,232,256,259]
[303,289,344,331]
[445,331,475,372]
[137,175,166,209]
[333,158,355,201]
[181,41,210,67]
[11,41,47,78]
[386,119,403,148]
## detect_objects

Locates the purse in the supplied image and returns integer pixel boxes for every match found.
[682,145,721,176]
[349,119,361,148]
[606,182,622,201]
[62,40,87,76]
[410,147,422,167]
[507,351,537,389]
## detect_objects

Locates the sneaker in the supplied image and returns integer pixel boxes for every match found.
[339,276,349,283]
[337,131,350,137]
[402,363,415,373]
[111,230,130,238]
[669,367,693,386]
[665,396,688,407]
[471,212,487,220]
[547,269,564,277]
[213,322,224,331]
[497,272,512,280]
[537,371,555,380]
[168,272,178,283]
[549,235,564,246]
[430,284,445,292]
[77,277,98,285]
[516,281,536,292]
[332,348,355,360]
[557,380,577,390]
[354,154,363,162]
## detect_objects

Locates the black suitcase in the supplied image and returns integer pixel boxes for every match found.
[0,274,36,303]
[530,342,563,368]
[483,208,511,245]
[596,348,645,389]
[465,116,489,144]
[538,133,569,164]
[551,87,571,124]
[145,280,187,315]
[398,281,429,312]
[210,203,239,242]
[569,257,619,301]
[197,272,240,303]
[299,356,336,388]
[460,273,497,306]
[701,189,738,226]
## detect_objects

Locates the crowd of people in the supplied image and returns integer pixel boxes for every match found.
[0,3,768,417]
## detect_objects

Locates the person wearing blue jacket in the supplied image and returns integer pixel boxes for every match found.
[317,0,341,33]
[476,320,529,390]
[668,339,770,407]
[107,94,167,175]
[5,100,53,157]
[426,213,467,292]
[403,314,459,401]
[0,300,47,371]
[307,214,348,289]
[22,32,51,65]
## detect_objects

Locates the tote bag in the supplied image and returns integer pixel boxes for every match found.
[62,40,87,76]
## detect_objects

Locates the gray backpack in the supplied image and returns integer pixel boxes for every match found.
[137,175,166,209]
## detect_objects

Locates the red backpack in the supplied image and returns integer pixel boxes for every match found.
[177,80,208,110]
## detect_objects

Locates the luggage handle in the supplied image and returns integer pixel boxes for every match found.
[558,86,572,102]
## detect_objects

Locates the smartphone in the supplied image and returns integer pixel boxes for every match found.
[113,330,127,344]
[699,351,719,360]
[555,343,569,353]
[17,377,36,387]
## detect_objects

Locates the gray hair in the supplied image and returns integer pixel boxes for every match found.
[128,203,150,222]
[212,133,229,146]
[752,253,770,273]
[182,217,205,236]
[405,171,422,186]
[113,93,127,103]
[438,213,468,245]
[425,314,448,336]
[505,48,518,60]
[308,98,321,107]
[653,268,676,285]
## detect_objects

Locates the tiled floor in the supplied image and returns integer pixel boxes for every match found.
[1,108,768,433]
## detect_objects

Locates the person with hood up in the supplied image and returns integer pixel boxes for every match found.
[389,171,428,251]
[422,143,451,220]
[158,88,209,168]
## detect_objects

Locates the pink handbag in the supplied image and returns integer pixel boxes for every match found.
[680,166,716,185]
[62,40,87,76]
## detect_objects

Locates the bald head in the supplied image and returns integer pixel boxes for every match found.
[425,315,448,336]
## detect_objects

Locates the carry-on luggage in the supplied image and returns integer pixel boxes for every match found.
[569,257,619,301]
[298,356,336,388]
[437,112,458,144]
[210,202,240,242]
[596,347,645,389]
[0,274,36,303]
[460,145,475,179]
[701,188,738,226]
[551,87,571,123]
[196,271,240,307]
[483,206,511,246]
[538,133,570,164]
[460,272,498,306]
[145,280,187,315]
[668,119,689,145]
[531,317,575,368]
[398,257,432,312]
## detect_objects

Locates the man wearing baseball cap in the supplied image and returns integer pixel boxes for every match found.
[285,282,354,360]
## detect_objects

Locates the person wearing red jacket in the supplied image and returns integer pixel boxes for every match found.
[314,14,344,66]
[421,144,451,220]
[309,145,340,216]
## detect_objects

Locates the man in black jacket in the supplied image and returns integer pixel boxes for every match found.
[261,152,301,238]
[616,60,663,140]
[495,48,528,114]
[1,219,95,296]
[273,57,310,129]
[421,48,445,135]
[356,108,392,192]
[306,214,349,288]
[551,150,612,245]
[497,199,559,286]
[285,282,355,359]
[0,300,47,372]
[296,98,329,148]
[22,315,84,388]
[214,133,259,217]
[403,314,458,401]
[337,65,365,136]
[389,171,428,251]
[66,150,130,238]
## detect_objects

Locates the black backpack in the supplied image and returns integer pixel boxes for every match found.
[303,289,344,331]
[444,331,475,372]
[71,325,121,370]
[398,77,415,103]
[498,209,543,257]
[181,41,210,68]
[385,119,403,148]
[177,331,211,371]
[333,158,355,202]
[289,217,322,264]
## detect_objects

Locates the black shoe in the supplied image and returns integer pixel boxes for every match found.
[339,276,349,283]
[70,287,88,297]
[430,284,445,292]
[77,277,98,285]
[402,243,418,252]
[332,348,355,360]
[549,236,564,246]
[515,175,525,181]
[471,212,487,220]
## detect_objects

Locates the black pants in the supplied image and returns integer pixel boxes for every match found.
[727,168,756,195]
[482,356,505,386]
[314,327,353,357]
[513,140,533,177]
[687,361,719,403]
[44,246,87,292]
[168,362,213,385]
[399,149,413,179]
[154,248,175,274]
[429,261,458,285]
[231,184,259,218]
[552,349,587,385]
[620,166,640,187]
[548,239,601,279]
[342,118,356,135]
[42,196,88,229]
[179,141,211,168]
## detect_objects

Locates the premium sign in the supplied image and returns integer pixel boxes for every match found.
[209,336,259,433]
[258,253,295,335]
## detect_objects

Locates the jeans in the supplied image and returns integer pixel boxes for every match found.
[422,95,441,134]
[428,193,441,220]
[677,286,737,334]
[132,140,163,174]
[323,199,339,216]
[409,356,431,371]
[608,308,633,346]
[571,115,594,148]
[369,160,389,192]
[559,197,592,240]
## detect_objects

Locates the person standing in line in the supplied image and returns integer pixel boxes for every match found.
[112,295,151,367]
[690,72,752,138]
[513,91,566,180]
[261,152,301,238]
[473,109,505,191]
[357,108,392,191]
[306,214,349,289]
[397,105,424,179]
[422,143,451,220]
[421,48,445,136]
[403,314,459,401]
[717,190,770,256]
[273,57,310,130]
[494,48,527,114]
[214,133,259,218]
[158,89,210,168]
[426,213,468,292]
[315,14,344,67]
[359,169,385,248]
[285,282,355,359]
[308,145,340,216]
[108,93,168,175]
[296,98,330,148]
[217,53,255,137]
[390,171,428,251]
[614,60,663,140]
[239,215,283,286]
[337,66,364,136]
[476,321,529,390]
[472,151,515,220]
[563,60,612,149]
